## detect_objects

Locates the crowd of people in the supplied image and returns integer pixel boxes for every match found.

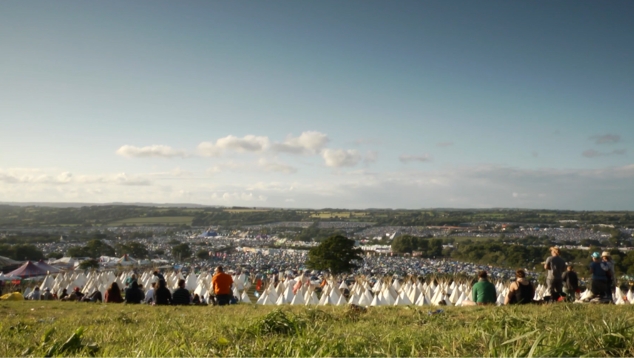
[14,247,626,306]
[21,265,236,306]
[467,247,619,305]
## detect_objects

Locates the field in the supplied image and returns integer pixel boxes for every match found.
[1,302,634,357]
[224,209,271,213]
[106,216,194,226]
[310,211,370,219]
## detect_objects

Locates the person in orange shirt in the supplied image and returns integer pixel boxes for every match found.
[211,266,234,306]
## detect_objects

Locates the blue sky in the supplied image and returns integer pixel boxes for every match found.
[1,1,633,209]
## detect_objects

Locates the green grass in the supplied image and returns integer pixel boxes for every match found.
[1,302,634,357]
[106,216,194,226]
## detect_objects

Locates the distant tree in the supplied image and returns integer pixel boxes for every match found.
[172,243,192,261]
[168,239,181,245]
[67,239,115,258]
[67,246,90,258]
[196,249,210,260]
[12,244,46,261]
[47,252,64,260]
[116,242,149,259]
[154,249,165,256]
[79,259,100,270]
[0,244,45,261]
[305,235,362,275]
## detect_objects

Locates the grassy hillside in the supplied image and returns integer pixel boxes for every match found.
[1,301,633,357]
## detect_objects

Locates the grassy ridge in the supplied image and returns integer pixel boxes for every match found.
[1,302,634,357]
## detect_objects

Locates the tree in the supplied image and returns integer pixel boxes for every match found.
[47,252,64,259]
[0,244,45,261]
[172,243,192,261]
[305,235,362,275]
[116,242,149,259]
[79,259,100,270]
[196,249,210,260]
[67,239,115,258]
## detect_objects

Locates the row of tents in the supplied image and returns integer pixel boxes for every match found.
[0,259,62,279]
[0,254,153,281]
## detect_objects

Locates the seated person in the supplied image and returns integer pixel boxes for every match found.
[83,290,103,302]
[505,269,535,305]
[154,279,172,305]
[171,279,191,305]
[471,271,497,305]
[125,280,145,304]
[104,283,124,303]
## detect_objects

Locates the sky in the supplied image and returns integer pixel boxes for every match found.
[1,1,633,210]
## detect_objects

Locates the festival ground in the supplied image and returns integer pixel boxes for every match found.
[2,301,634,357]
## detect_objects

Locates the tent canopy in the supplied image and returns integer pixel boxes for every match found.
[7,261,49,278]
[34,260,61,274]
[0,255,22,268]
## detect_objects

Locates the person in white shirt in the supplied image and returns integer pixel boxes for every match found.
[27,287,41,300]
[144,282,156,304]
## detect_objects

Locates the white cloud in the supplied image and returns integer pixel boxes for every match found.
[57,172,73,183]
[322,149,362,167]
[198,135,270,156]
[75,173,152,186]
[258,158,297,174]
[0,169,72,184]
[399,154,432,163]
[271,131,329,154]
[219,192,267,202]
[116,145,186,158]
[113,173,151,186]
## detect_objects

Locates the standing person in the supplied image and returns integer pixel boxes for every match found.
[601,252,616,302]
[589,252,609,300]
[211,266,234,306]
[171,279,191,305]
[504,269,535,305]
[154,279,172,305]
[471,271,497,305]
[561,265,579,302]
[544,247,566,300]
[104,282,123,303]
